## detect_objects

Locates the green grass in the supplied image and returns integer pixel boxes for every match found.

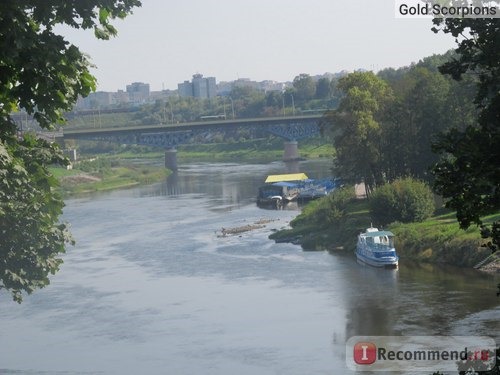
[270,192,498,267]
[51,162,169,196]
[389,212,496,267]
[177,137,334,163]
[270,193,369,251]
[73,137,334,164]
[48,166,81,179]
[107,150,164,160]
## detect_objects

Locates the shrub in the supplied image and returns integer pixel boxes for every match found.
[370,178,435,225]
[291,187,355,228]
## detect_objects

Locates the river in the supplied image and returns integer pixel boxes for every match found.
[0,159,498,374]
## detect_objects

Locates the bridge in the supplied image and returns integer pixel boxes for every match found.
[60,114,324,170]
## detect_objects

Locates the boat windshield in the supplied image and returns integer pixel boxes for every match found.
[366,235,394,248]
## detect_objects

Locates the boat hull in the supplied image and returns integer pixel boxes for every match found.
[355,251,399,268]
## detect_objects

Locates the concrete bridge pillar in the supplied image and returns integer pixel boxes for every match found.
[283,141,299,161]
[165,148,178,171]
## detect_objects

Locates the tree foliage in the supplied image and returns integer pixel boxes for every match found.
[321,54,478,199]
[290,187,355,228]
[431,17,500,253]
[370,178,435,226]
[293,73,316,102]
[0,136,73,303]
[315,77,331,99]
[322,72,394,195]
[385,67,455,180]
[0,0,140,302]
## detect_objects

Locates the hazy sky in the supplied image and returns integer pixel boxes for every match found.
[60,0,458,91]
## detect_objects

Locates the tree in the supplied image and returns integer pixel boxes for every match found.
[315,77,331,99]
[385,67,453,181]
[322,72,394,195]
[376,56,477,183]
[293,73,316,102]
[0,0,141,302]
[431,17,500,253]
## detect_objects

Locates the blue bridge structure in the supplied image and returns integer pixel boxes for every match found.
[61,114,324,170]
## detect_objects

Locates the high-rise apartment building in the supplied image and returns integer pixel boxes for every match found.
[178,74,216,98]
[178,81,193,97]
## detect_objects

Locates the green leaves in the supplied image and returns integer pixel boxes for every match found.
[323,72,393,193]
[0,1,140,131]
[292,74,316,102]
[431,19,500,253]
[370,178,435,226]
[0,138,71,303]
[321,57,481,199]
[0,1,140,303]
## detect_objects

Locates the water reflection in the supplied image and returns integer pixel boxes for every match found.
[159,160,333,211]
[340,259,499,341]
[165,170,180,195]
[343,262,400,338]
[284,160,300,173]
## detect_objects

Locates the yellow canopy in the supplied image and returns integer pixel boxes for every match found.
[265,173,309,183]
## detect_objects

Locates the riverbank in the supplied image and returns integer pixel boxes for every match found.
[58,138,332,195]
[50,160,169,196]
[79,137,334,164]
[269,191,499,271]
[177,137,333,163]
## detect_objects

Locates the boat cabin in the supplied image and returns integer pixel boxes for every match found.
[257,181,300,202]
[359,229,395,250]
[257,173,309,205]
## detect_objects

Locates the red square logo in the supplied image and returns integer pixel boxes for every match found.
[353,342,377,365]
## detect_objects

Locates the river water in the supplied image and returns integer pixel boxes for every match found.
[0,160,498,374]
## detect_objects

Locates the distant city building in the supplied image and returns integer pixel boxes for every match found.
[206,77,216,98]
[192,74,207,98]
[178,74,217,98]
[177,81,193,97]
[232,78,260,91]
[113,90,130,105]
[260,80,287,92]
[218,79,288,95]
[126,82,150,103]
[76,91,113,109]
[149,89,177,101]
[216,81,232,96]
[71,70,348,111]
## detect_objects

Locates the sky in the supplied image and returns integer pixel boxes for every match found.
[60,0,458,92]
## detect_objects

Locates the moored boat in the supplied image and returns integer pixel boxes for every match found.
[257,173,338,208]
[257,173,307,208]
[355,227,399,268]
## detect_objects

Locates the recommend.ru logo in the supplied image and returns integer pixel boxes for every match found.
[346,336,497,372]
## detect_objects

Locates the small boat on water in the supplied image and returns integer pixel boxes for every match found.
[355,227,399,268]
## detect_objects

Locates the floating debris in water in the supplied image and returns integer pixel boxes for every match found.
[217,218,279,237]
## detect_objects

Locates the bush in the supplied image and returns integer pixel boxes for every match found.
[370,178,435,225]
[291,187,355,228]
